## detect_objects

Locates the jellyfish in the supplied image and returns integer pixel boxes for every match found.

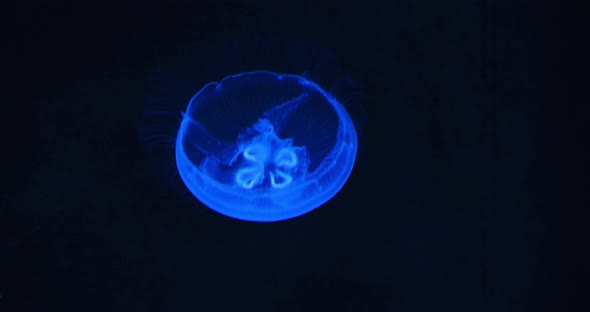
[139,34,364,222]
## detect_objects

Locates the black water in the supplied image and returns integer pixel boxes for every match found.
[3,0,586,311]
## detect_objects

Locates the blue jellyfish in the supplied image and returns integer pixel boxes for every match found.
[139,34,363,222]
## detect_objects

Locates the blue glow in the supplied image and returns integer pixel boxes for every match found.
[138,34,365,222]
[175,71,357,222]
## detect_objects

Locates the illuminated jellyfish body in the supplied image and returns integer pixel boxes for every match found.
[177,71,357,221]
[139,35,362,222]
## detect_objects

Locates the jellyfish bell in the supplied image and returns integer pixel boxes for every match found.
[138,33,366,222]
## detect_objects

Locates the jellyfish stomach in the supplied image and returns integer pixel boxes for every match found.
[233,121,308,191]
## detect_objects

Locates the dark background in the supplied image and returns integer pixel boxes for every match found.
[3,0,587,311]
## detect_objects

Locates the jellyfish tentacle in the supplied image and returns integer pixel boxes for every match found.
[181,112,237,165]
[262,90,310,135]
